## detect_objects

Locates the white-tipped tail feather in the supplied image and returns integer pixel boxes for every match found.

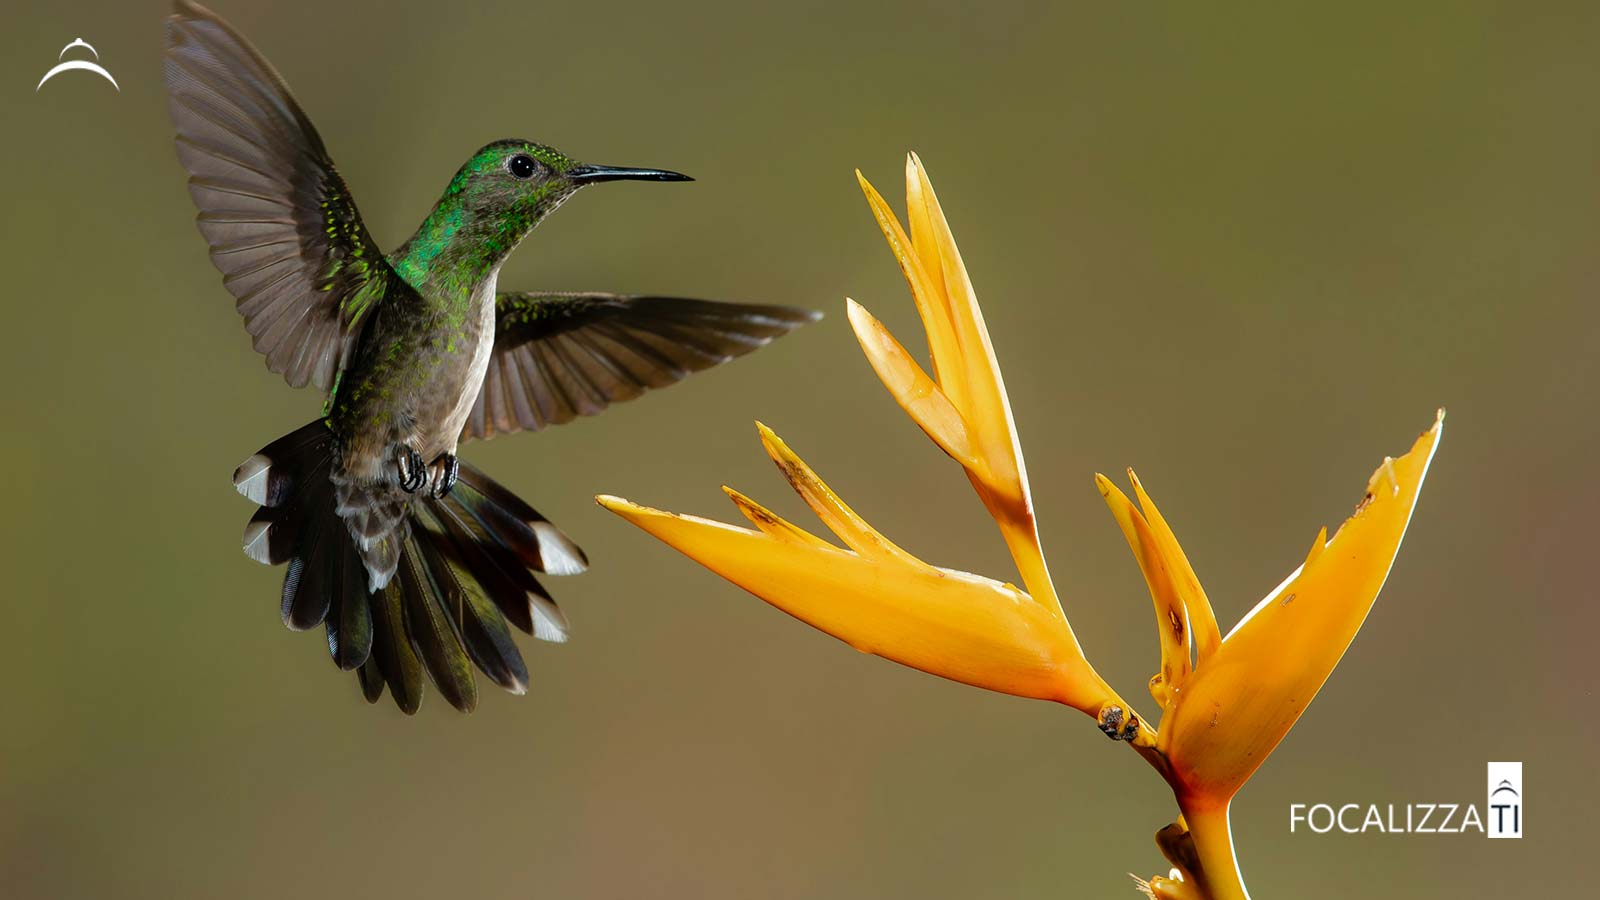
[532,521,587,576]
[234,418,586,713]
[232,454,273,505]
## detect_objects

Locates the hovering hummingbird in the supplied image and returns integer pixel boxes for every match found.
[163,1,818,714]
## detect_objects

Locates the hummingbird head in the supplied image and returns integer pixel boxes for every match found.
[451,139,691,229]
[397,140,692,291]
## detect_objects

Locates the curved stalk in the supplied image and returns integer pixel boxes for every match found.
[1175,795,1252,900]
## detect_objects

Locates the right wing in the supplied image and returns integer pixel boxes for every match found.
[164,1,392,392]
[464,293,821,441]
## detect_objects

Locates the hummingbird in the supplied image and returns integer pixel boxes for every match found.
[163,1,818,714]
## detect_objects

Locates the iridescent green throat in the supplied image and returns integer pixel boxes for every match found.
[391,181,570,302]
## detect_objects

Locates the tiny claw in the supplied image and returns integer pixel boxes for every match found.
[431,454,459,498]
[396,446,427,494]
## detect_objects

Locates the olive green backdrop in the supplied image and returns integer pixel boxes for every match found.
[2,2,1595,898]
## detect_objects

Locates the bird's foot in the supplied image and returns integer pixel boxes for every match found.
[430,454,459,498]
[396,446,428,494]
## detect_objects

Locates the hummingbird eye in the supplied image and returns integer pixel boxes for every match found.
[507,154,538,180]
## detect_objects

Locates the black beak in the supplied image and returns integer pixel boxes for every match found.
[568,164,693,184]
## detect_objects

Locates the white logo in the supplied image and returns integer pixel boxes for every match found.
[1289,802,1483,835]
[1288,762,1525,839]
[1487,761,1522,839]
[37,38,120,92]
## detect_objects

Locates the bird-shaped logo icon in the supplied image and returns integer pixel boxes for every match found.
[37,38,120,92]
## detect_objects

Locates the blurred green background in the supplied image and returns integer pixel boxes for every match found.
[2,1,1595,897]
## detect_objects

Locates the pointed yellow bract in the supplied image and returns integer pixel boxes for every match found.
[852,159,1044,599]
[1128,471,1223,664]
[754,423,919,566]
[721,486,836,549]
[1098,474,1193,706]
[847,300,977,471]
[596,471,1108,708]
[1158,411,1444,802]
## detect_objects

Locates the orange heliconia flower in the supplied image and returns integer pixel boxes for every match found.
[599,154,1442,900]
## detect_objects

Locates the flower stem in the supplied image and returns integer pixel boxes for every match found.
[1175,795,1251,900]
[991,499,1058,616]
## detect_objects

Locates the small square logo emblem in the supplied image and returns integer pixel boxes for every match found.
[1487,761,1522,839]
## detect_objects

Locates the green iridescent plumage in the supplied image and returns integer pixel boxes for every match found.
[164,0,819,714]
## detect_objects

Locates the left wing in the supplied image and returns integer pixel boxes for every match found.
[164,0,394,392]
[463,293,820,441]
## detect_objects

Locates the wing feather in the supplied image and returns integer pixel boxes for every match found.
[463,293,820,441]
[165,1,393,392]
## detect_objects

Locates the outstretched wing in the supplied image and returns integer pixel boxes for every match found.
[464,293,821,441]
[164,1,392,392]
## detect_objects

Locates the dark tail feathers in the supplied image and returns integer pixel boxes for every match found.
[233,420,586,714]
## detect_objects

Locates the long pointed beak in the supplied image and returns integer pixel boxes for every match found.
[568,164,693,184]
